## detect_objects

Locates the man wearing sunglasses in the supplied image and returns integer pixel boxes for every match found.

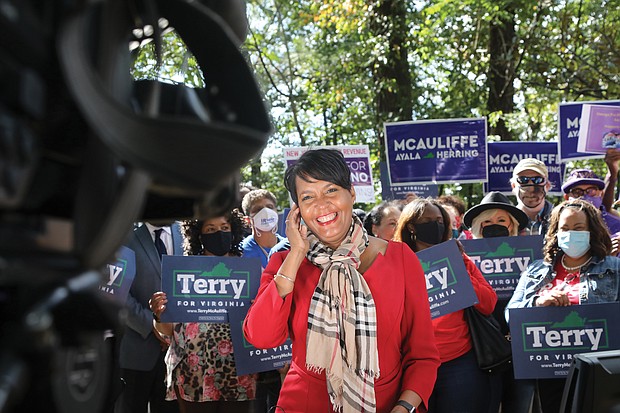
[562,168,620,238]
[510,158,555,236]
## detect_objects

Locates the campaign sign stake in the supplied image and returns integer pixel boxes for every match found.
[461,235,543,300]
[415,240,479,319]
[100,245,136,303]
[228,309,293,376]
[160,256,261,323]
[508,303,620,379]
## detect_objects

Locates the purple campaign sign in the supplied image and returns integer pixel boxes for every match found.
[486,142,564,196]
[558,100,620,161]
[461,235,544,300]
[577,104,620,154]
[379,161,438,201]
[415,240,479,319]
[508,303,620,379]
[160,255,261,323]
[384,118,487,185]
[100,245,136,303]
[228,308,292,375]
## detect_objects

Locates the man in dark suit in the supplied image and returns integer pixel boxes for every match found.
[115,222,183,413]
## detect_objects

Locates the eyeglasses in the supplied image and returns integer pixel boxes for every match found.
[568,187,600,198]
[516,176,546,186]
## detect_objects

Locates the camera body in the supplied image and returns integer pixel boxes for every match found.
[0,1,269,411]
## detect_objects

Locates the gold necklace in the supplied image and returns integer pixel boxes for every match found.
[561,255,591,272]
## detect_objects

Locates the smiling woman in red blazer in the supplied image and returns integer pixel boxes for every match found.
[243,149,440,413]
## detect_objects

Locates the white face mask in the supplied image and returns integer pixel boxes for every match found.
[252,207,279,233]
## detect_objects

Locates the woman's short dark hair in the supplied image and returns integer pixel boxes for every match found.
[543,199,612,263]
[284,149,352,204]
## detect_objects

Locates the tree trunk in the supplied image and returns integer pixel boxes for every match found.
[487,7,517,141]
[369,0,412,158]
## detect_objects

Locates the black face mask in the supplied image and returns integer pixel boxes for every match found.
[482,224,510,238]
[414,221,445,245]
[200,231,233,256]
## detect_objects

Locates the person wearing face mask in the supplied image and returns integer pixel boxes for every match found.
[394,198,497,413]
[240,189,286,269]
[510,158,555,236]
[149,211,261,413]
[561,168,620,238]
[506,199,620,413]
[464,191,529,240]
[463,192,535,413]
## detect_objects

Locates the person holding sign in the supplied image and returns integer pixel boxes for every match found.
[244,149,440,413]
[463,192,534,413]
[510,158,554,236]
[506,199,620,413]
[149,210,260,413]
[394,198,497,413]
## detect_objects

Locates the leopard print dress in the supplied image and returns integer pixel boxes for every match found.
[165,322,258,402]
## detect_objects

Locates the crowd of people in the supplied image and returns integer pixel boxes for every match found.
[110,148,620,413]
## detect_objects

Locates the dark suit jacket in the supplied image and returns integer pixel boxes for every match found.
[119,223,183,371]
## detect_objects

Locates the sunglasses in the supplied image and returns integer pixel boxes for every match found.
[568,187,600,198]
[516,176,546,185]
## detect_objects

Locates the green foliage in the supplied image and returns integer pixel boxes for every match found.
[128,2,620,212]
[245,0,620,210]
[131,31,204,86]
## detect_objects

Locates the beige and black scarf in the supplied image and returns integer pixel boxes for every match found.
[305,215,380,413]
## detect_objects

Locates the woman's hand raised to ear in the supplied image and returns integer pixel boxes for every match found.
[285,204,309,255]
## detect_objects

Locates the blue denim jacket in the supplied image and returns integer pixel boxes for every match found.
[506,255,620,321]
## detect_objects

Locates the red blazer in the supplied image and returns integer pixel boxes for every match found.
[244,241,440,413]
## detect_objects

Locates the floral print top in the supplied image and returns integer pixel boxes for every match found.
[165,322,257,402]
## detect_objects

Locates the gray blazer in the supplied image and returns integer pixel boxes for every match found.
[118,222,183,371]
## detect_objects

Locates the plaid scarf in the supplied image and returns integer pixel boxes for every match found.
[305,215,380,413]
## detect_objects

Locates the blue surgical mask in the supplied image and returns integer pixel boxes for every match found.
[452,229,460,239]
[557,230,590,259]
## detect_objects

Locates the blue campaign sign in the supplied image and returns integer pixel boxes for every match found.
[415,240,479,319]
[508,303,620,379]
[384,118,487,185]
[461,235,544,300]
[100,245,136,303]
[228,308,292,376]
[558,100,620,161]
[486,142,564,196]
[379,161,438,201]
[160,256,262,323]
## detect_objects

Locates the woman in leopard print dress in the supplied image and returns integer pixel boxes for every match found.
[150,210,259,413]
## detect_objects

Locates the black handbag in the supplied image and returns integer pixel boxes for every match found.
[464,306,512,374]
